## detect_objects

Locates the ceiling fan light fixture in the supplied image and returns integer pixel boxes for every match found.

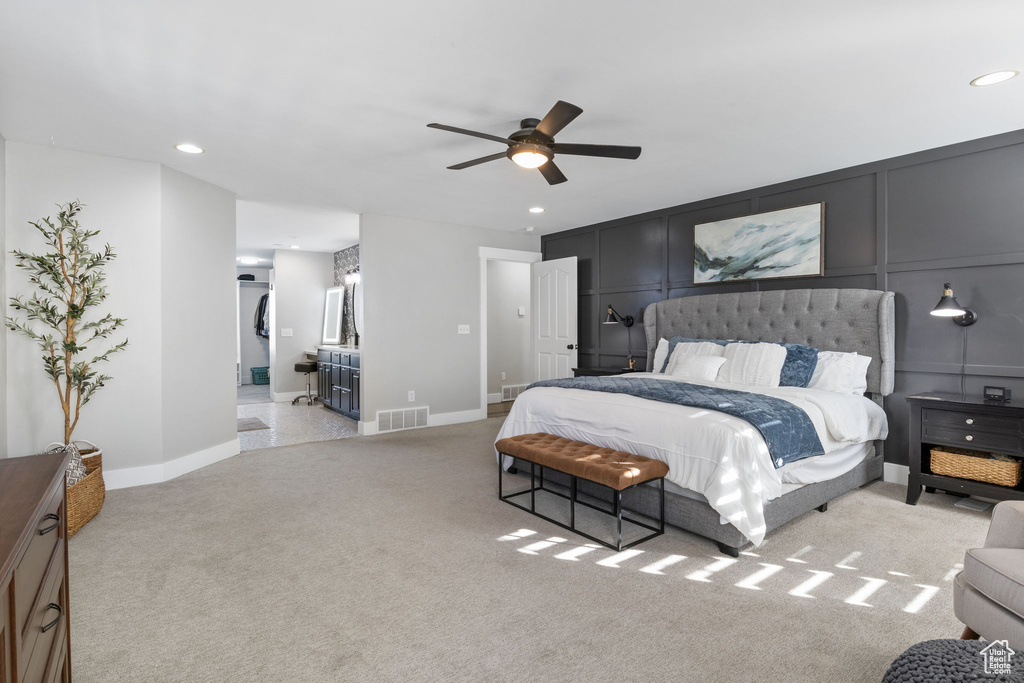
[509,143,551,169]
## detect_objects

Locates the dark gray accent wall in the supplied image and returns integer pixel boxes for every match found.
[542,129,1024,466]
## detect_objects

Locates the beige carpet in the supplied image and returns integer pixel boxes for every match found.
[68,418,991,682]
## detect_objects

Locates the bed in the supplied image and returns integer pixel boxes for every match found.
[495,288,895,555]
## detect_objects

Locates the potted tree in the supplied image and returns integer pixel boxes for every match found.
[6,200,128,536]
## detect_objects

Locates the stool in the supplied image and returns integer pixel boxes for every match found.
[291,361,319,406]
[883,639,1023,681]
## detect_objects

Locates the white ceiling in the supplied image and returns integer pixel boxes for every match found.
[2,1,1024,248]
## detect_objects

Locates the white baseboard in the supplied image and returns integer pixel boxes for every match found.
[884,463,909,486]
[486,393,502,405]
[359,407,486,437]
[105,439,241,490]
[428,408,487,427]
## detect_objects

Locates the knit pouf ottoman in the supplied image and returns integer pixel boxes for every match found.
[883,639,1023,682]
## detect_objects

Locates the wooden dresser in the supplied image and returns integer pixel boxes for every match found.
[1,452,72,683]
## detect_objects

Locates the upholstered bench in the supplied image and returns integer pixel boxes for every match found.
[495,433,669,551]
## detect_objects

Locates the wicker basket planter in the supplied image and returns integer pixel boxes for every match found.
[930,446,1023,488]
[68,446,105,538]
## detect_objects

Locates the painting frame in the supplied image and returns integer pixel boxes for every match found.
[693,202,825,284]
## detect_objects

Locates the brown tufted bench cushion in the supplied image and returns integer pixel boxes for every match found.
[496,433,669,490]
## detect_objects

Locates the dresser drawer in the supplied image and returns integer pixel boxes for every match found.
[348,353,360,369]
[14,483,64,639]
[922,408,1023,434]
[317,349,333,363]
[922,423,1024,453]
[20,547,65,683]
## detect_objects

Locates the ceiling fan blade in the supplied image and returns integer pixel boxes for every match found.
[552,143,642,160]
[534,101,583,138]
[427,123,515,146]
[538,160,568,185]
[447,152,507,170]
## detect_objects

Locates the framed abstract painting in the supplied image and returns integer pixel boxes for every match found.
[693,202,824,284]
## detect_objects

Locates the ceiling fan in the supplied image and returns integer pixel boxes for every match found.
[427,100,641,185]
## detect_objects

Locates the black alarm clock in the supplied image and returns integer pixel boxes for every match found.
[984,386,1011,402]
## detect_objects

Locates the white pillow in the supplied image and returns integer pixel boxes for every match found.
[651,338,670,373]
[716,342,787,387]
[808,351,871,394]
[667,354,727,382]
[665,341,726,370]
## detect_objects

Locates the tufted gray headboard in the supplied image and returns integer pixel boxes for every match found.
[643,288,895,396]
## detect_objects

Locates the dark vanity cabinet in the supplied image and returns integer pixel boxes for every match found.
[317,349,360,421]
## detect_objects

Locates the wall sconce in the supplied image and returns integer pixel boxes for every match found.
[930,282,977,326]
[344,270,361,285]
[603,305,636,368]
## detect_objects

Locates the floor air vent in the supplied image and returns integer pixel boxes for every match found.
[377,406,429,432]
[501,384,530,401]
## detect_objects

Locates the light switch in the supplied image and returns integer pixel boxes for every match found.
[458,324,470,335]
[517,306,526,317]
[281,328,293,337]
[408,390,415,402]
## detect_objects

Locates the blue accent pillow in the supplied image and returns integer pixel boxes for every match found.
[660,336,818,387]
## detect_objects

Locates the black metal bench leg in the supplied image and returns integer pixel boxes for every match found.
[615,490,623,551]
[530,462,536,512]
[659,478,665,534]
[570,475,576,532]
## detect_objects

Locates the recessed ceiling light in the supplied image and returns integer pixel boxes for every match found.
[290,245,301,249]
[970,70,1019,87]
[529,207,545,214]
[174,143,205,154]
[525,226,536,232]
[238,257,260,265]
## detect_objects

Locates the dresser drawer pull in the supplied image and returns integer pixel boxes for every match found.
[965,435,974,442]
[41,603,62,633]
[965,418,974,425]
[38,513,61,535]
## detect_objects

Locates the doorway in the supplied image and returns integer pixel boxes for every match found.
[237,268,272,405]
[478,247,542,417]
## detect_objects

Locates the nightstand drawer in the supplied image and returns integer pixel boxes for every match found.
[922,408,1022,434]
[922,424,1023,453]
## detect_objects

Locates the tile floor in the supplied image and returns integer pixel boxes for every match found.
[236,384,358,451]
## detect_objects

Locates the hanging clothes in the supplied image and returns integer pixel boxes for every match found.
[254,293,270,338]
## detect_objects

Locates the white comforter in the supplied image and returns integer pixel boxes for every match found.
[494,373,888,545]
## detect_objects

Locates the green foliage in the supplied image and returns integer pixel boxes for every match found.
[5,201,128,443]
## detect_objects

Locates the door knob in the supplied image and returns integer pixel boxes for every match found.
[566,344,578,350]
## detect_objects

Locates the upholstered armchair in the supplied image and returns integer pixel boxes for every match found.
[954,500,1024,650]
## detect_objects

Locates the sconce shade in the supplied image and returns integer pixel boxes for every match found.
[931,283,965,317]
[930,283,977,326]
[603,305,634,327]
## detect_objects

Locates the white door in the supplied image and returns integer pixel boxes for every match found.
[532,257,577,381]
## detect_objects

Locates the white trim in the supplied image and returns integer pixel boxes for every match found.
[358,420,377,436]
[883,462,909,486]
[479,247,542,421]
[428,407,486,427]
[105,439,241,489]
[487,392,502,404]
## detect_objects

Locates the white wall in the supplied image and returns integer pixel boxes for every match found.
[486,260,530,396]
[3,143,238,483]
[5,143,164,469]
[360,213,539,427]
[0,134,6,457]
[270,249,334,397]
[160,166,237,463]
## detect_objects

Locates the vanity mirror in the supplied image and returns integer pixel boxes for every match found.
[322,287,343,345]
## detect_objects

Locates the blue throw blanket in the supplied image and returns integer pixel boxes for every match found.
[527,376,824,468]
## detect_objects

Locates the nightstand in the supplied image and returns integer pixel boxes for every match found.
[572,367,638,377]
[906,392,1024,505]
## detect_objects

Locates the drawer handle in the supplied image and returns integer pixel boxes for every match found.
[41,603,62,633]
[38,513,61,535]
[965,435,974,442]
[965,418,974,425]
